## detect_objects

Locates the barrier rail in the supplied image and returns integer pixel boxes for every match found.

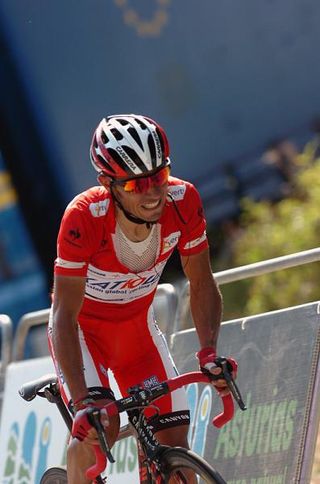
[0,314,13,378]
[0,314,13,406]
[12,308,50,362]
[174,247,320,333]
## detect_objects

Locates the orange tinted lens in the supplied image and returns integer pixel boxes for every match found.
[122,179,137,192]
[122,166,170,193]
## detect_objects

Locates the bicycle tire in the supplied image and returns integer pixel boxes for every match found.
[40,466,106,484]
[159,447,227,484]
[40,466,67,484]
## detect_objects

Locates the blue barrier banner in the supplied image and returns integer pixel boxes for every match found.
[171,301,320,483]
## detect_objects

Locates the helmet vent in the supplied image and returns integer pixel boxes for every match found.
[108,148,133,174]
[128,127,143,150]
[156,128,165,155]
[111,128,123,141]
[122,146,146,171]
[101,132,109,144]
[118,119,129,126]
[97,155,116,174]
[136,119,148,130]
[147,134,157,168]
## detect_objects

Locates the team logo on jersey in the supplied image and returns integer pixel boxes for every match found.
[89,199,110,217]
[85,261,167,303]
[168,185,186,201]
[162,232,181,254]
[183,231,207,250]
[68,228,81,240]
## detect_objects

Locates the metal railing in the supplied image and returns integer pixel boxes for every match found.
[0,314,13,397]
[174,247,320,333]
[12,308,50,362]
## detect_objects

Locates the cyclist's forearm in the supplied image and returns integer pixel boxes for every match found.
[52,312,88,402]
[189,278,222,350]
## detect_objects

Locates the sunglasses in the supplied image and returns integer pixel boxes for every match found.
[111,166,170,194]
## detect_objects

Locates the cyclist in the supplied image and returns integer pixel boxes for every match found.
[48,114,237,483]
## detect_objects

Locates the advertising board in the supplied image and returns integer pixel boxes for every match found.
[0,357,139,483]
[171,301,320,483]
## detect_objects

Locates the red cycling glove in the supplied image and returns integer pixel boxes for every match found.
[72,397,108,442]
[72,407,95,441]
[196,347,238,394]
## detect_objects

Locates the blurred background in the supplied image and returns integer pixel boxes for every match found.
[1,2,320,480]
[0,0,320,327]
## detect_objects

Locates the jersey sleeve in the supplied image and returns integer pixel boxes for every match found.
[177,183,209,256]
[54,205,96,277]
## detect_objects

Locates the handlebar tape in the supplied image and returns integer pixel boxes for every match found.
[86,446,107,481]
[212,394,234,428]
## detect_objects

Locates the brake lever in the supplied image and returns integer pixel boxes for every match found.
[88,408,116,463]
[205,357,247,411]
[219,359,247,411]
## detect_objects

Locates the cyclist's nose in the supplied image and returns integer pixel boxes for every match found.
[144,184,166,197]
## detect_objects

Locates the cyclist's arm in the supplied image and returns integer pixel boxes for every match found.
[181,247,222,350]
[52,274,88,402]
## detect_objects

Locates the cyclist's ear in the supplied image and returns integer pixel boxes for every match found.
[98,173,112,190]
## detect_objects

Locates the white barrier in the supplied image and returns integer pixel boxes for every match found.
[0,357,68,483]
[0,356,139,483]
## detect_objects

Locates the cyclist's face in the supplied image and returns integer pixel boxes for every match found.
[113,177,168,222]
[101,166,169,222]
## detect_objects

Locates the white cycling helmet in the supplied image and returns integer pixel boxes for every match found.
[90,114,170,178]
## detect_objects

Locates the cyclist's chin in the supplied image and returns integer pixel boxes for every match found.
[139,207,162,222]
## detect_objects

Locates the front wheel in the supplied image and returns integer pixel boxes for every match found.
[159,447,227,484]
[40,466,67,483]
[40,465,106,484]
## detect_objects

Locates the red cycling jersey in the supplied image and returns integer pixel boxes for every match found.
[54,176,208,325]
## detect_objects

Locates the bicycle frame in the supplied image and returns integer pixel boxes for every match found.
[127,408,170,481]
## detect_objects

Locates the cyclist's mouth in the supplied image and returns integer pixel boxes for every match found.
[141,200,161,210]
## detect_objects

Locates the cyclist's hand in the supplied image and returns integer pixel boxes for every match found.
[196,347,238,396]
[72,400,109,445]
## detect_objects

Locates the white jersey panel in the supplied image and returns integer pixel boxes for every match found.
[85,260,167,303]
